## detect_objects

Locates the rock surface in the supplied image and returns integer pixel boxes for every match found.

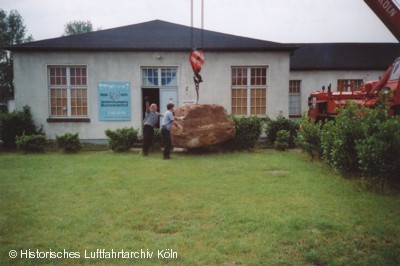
[171,104,236,149]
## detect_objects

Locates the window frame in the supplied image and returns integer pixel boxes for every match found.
[289,80,302,117]
[141,67,178,87]
[47,65,90,122]
[389,58,400,81]
[337,79,363,92]
[231,66,268,116]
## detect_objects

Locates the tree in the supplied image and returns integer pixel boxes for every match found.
[63,20,93,36]
[0,9,33,109]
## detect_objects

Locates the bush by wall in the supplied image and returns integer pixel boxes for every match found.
[297,101,400,192]
[16,134,47,153]
[230,115,263,150]
[56,132,83,153]
[265,113,298,147]
[355,109,400,191]
[151,127,163,151]
[274,130,290,151]
[319,120,336,164]
[0,105,43,149]
[295,114,323,159]
[321,104,365,174]
[105,127,139,152]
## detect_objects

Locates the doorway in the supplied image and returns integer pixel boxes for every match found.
[142,88,160,125]
[142,87,179,127]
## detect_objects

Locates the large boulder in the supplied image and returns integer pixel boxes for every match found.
[171,104,236,149]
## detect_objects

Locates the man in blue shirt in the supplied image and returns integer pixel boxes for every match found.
[142,100,162,156]
[161,103,175,159]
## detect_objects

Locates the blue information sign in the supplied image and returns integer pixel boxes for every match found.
[98,82,131,121]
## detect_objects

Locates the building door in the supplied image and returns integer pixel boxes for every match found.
[160,88,178,115]
[141,67,178,126]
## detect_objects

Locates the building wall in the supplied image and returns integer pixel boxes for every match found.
[13,50,291,141]
[290,69,386,114]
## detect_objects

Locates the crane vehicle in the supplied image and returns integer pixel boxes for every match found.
[308,57,400,121]
[307,0,400,121]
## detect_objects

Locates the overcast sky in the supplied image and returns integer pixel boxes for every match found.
[1,0,398,43]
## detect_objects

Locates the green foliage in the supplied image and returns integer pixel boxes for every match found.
[105,127,139,152]
[319,120,336,164]
[15,134,46,153]
[320,103,364,173]
[151,127,163,151]
[0,105,42,148]
[231,115,263,150]
[356,110,400,189]
[55,132,82,153]
[63,20,93,36]
[0,9,33,101]
[305,100,400,191]
[274,130,290,151]
[295,113,323,159]
[266,113,298,147]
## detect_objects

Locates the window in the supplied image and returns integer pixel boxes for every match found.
[231,67,267,115]
[389,58,400,81]
[289,80,301,116]
[142,68,158,86]
[337,79,363,92]
[142,68,177,87]
[161,68,177,86]
[49,66,88,117]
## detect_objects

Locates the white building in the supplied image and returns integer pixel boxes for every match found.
[5,20,400,141]
[7,20,296,142]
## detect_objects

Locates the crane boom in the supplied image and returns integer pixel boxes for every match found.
[364,0,400,42]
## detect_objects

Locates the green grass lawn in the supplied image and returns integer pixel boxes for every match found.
[1,150,400,265]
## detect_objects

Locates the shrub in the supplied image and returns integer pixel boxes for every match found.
[298,98,400,192]
[356,111,400,191]
[231,115,263,150]
[105,127,139,152]
[274,130,290,151]
[295,113,323,159]
[320,120,336,165]
[320,103,364,174]
[56,132,82,153]
[16,134,47,153]
[151,127,163,151]
[0,105,43,149]
[265,113,298,147]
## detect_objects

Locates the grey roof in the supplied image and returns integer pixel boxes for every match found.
[5,20,297,52]
[290,43,400,70]
[6,20,399,71]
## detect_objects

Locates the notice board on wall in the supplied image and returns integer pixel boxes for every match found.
[98,82,131,121]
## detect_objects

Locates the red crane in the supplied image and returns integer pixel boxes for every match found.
[307,0,400,121]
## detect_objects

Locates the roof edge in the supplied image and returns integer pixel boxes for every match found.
[290,67,388,71]
[4,46,298,53]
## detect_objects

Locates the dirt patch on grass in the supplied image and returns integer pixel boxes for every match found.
[265,169,290,174]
